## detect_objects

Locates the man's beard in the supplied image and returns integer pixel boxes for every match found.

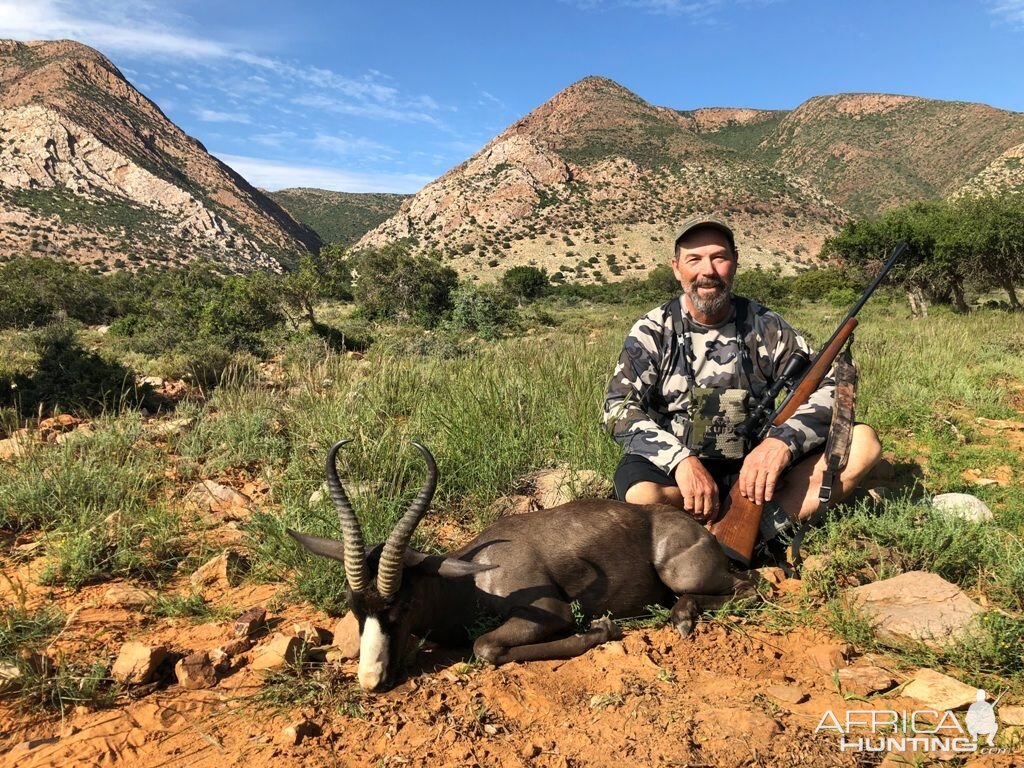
[685,276,732,318]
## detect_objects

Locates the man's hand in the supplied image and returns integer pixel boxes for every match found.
[739,437,792,505]
[674,456,719,522]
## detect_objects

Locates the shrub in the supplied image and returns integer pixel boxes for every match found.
[351,244,458,328]
[447,283,519,340]
[501,266,549,302]
[733,266,792,308]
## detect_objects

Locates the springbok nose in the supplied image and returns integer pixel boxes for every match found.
[357,616,390,691]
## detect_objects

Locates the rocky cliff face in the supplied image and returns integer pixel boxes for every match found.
[0,40,319,272]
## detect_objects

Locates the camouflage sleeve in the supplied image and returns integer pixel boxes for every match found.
[602,316,692,474]
[763,317,835,460]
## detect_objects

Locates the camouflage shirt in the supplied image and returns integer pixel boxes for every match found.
[603,295,835,474]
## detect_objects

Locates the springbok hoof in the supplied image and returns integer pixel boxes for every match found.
[590,617,623,641]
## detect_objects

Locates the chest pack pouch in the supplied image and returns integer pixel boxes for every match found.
[668,297,754,461]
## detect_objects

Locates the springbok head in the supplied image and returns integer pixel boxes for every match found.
[287,440,492,691]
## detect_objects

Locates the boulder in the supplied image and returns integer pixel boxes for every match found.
[999,705,1024,726]
[111,642,168,685]
[174,651,217,690]
[190,551,247,590]
[930,493,994,523]
[902,668,979,711]
[101,584,153,609]
[233,606,267,638]
[0,435,28,461]
[836,665,898,696]
[846,571,983,649]
[251,633,307,671]
[332,612,361,659]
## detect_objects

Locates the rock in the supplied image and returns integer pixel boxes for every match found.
[186,480,252,518]
[800,555,829,577]
[146,417,194,438]
[804,643,851,673]
[233,606,267,638]
[764,684,807,705]
[251,633,307,671]
[174,651,217,690]
[291,621,327,646]
[902,669,979,711]
[140,376,165,387]
[490,494,538,517]
[111,642,168,685]
[308,485,326,507]
[976,417,1024,431]
[281,718,320,745]
[999,705,1024,726]
[931,493,994,523]
[210,637,253,668]
[101,584,153,609]
[0,435,28,461]
[332,612,361,659]
[190,551,247,590]
[0,661,23,693]
[754,567,787,588]
[846,571,984,649]
[909,671,984,715]
[532,467,613,509]
[837,665,898,696]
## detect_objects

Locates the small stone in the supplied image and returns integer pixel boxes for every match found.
[755,567,787,588]
[765,684,807,705]
[999,705,1024,726]
[483,724,498,736]
[140,376,165,387]
[804,643,850,673]
[0,661,23,693]
[837,665,898,696]
[146,417,194,438]
[111,642,168,685]
[332,612,360,659]
[101,584,153,609]
[846,571,983,649]
[308,486,326,507]
[233,606,267,638]
[175,651,217,690]
[186,480,252,517]
[281,718,321,745]
[190,551,247,590]
[291,620,327,645]
[931,493,994,523]
[251,633,307,671]
[903,668,979,711]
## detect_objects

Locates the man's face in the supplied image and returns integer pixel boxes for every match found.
[671,228,737,320]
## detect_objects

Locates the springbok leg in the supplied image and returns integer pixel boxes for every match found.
[473,600,621,665]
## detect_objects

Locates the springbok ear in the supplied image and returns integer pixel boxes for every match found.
[287,529,346,563]
[403,548,498,578]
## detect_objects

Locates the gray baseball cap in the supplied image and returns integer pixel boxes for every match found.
[673,214,737,254]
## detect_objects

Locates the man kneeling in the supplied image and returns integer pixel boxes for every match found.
[603,215,881,552]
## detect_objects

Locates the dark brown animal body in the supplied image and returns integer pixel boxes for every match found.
[289,442,750,691]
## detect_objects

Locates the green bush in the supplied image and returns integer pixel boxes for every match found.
[351,243,458,328]
[0,256,115,328]
[447,283,519,340]
[501,266,549,302]
[733,266,792,308]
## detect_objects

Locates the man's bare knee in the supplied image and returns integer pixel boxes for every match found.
[851,424,883,468]
[625,482,678,506]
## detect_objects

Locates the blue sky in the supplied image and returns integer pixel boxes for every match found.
[1,1,1022,193]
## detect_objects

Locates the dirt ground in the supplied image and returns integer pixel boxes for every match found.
[2,550,1020,768]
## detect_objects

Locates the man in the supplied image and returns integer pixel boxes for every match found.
[603,215,881,546]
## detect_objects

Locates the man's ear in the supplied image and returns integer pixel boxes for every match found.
[402,548,498,578]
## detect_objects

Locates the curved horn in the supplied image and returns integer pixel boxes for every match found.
[376,442,438,599]
[325,439,369,594]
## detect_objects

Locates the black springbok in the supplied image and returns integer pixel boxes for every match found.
[288,441,751,691]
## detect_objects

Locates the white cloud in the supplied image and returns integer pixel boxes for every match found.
[310,133,394,157]
[992,0,1024,25]
[195,108,250,124]
[216,153,432,194]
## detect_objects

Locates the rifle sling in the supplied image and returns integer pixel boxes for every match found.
[791,343,858,567]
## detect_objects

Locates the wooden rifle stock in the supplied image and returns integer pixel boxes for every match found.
[707,318,858,565]
[706,241,906,566]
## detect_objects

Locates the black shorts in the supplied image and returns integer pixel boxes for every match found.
[613,453,743,502]
[613,447,827,502]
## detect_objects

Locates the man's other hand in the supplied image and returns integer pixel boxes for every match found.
[739,437,792,505]
[674,456,718,522]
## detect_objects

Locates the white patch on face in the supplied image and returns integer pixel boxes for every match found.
[358,617,389,690]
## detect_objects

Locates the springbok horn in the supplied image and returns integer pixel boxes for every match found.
[325,439,369,594]
[376,442,438,599]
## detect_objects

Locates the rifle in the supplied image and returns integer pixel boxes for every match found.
[708,242,907,566]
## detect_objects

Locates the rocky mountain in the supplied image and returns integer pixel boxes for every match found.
[357,77,1024,283]
[269,188,408,247]
[0,40,319,273]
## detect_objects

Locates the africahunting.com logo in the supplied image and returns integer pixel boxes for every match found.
[815,688,1011,755]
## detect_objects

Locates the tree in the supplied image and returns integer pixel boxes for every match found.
[501,266,549,303]
[351,243,458,327]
